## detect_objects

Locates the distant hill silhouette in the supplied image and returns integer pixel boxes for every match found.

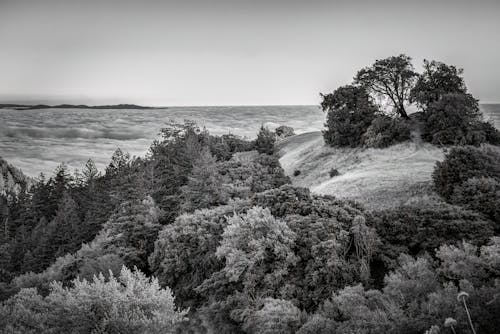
[0,103,164,110]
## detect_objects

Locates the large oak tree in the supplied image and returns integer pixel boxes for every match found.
[354,54,418,119]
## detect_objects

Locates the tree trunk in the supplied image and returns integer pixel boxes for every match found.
[397,104,409,119]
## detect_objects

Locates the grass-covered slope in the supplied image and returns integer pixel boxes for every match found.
[277,131,444,209]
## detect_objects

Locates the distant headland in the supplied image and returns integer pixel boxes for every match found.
[0,103,164,110]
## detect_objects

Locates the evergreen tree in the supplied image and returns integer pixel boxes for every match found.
[48,193,81,259]
[255,125,276,155]
[180,148,228,212]
[321,85,378,147]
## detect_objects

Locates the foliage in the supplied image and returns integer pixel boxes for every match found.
[254,125,276,155]
[149,200,250,308]
[299,239,500,334]
[354,54,418,118]
[432,145,500,200]
[362,115,412,148]
[214,207,298,295]
[218,153,290,198]
[0,266,187,334]
[180,148,228,212]
[373,199,495,268]
[410,59,467,108]
[451,177,500,224]
[243,298,303,334]
[422,93,496,146]
[329,168,340,177]
[321,85,378,147]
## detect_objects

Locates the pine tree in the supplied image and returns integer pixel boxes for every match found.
[49,192,81,259]
[255,125,276,155]
[180,148,228,212]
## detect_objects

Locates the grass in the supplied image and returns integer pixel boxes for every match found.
[277,131,444,210]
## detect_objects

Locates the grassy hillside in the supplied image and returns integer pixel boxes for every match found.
[277,131,444,209]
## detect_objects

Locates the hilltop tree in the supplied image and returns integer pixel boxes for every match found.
[354,54,418,118]
[410,60,468,108]
[321,85,378,147]
[423,93,486,146]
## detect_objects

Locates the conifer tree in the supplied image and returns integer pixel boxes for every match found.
[180,148,228,212]
[255,125,276,155]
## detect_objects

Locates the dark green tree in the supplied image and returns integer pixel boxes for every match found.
[255,125,276,155]
[423,93,498,146]
[354,54,418,119]
[321,85,378,147]
[410,60,468,109]
[180,148,228,212]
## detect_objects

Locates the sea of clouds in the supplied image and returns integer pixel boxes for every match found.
[0,106,324,177]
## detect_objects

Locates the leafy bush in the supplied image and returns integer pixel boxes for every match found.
[321,85,378,147]
[218,153,290,198]
[243,298,303,334]
[148,200,251,308]
[0,267,187,334]
[450,177,500,224]
[373,200,495,268]
[293,170,301,176]
[329,168,340,177]
[433,146,500,200]
[299,239,500,334]
[255,126,276,155]
[362,115,412,148]
[422,93,497,146]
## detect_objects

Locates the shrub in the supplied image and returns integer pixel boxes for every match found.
[432,146,500,200]
[275,126,295,139]
[293,170,301,176]
[1,267,187,334]
[255,126,276,155]
[422,93,492,146]
[450,177,500,224]
[329,168,340,177]
[321,85,378,147]
[148,200,251,308]
[218,153,290,198]
[363,115,412,148]
[373,200,495,268]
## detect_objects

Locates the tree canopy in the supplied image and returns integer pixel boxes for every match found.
[354,54,418,118]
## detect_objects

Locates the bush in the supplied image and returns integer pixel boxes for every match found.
[450,177,500,224]
[321,85,378,147]
[1,267,187,334]
[218,153,290,198]
[148,200,251,308]
[293,170,301,176]
[433,146,500,200]
[422,93,494,146]
[255,126,276,155]
[329,168,340,177]
[373,200,495,268]
[363,115,412,148]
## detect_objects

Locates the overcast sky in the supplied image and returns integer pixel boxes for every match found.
[1,0,499,106]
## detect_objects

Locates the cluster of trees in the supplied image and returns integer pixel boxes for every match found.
[322,55,500,148]
[1,114,500,332]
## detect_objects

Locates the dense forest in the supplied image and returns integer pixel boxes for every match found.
[1,55,500,333]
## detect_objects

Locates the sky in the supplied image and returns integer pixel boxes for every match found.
[1,0,500,106]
